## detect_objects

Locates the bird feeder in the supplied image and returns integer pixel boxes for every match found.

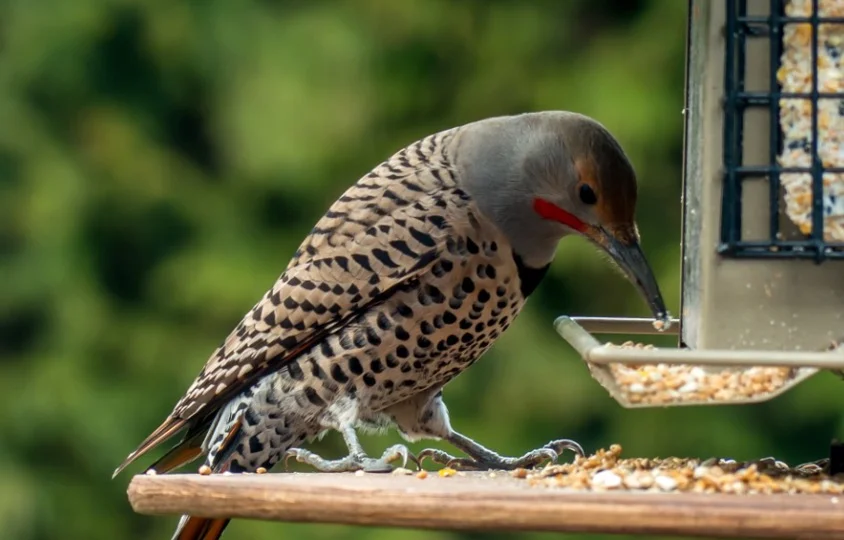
[558,0,844,408]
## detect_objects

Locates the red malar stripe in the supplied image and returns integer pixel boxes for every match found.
[532,197,587,232]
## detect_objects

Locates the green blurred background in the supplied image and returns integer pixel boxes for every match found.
[2,1,842,539]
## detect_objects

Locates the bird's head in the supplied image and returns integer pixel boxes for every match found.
[455,111,669,324]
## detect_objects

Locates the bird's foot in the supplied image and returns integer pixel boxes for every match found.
[284,444,417,473]
[418,438,584,471]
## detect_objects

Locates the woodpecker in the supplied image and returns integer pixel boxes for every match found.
[115,111,669,540]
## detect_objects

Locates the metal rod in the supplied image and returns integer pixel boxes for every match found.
[721,0,740,246]
[716,245,844,258]
[735,165,844,174]
[729,239,844,247]
[555,317,603,359]
[810,0,825,263]
[737,91,844,100]
[738,15,844,23]
[555,316,844,369]
[768,1,782,243]
[568,317,681,336]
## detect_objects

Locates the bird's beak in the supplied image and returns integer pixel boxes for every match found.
[587,227,669,323]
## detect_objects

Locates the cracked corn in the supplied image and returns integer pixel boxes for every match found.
[605,342,795,405]
[516,445,844,495]
[778,0,844,241]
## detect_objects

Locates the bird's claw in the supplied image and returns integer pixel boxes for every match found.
[417,448,459,469]
[544,438,585,459]
[283,448,309,470]
[417,438,584,471]
[381,443,420,470]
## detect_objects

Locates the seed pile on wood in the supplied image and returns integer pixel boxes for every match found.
[779,0,844,241]
[604,342,796,405]
[513,445,844,495]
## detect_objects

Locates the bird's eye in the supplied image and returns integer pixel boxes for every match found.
[578,184,598,205]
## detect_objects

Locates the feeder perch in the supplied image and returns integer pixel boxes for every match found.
[559,0,844,409]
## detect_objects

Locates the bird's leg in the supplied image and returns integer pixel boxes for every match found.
[387,389,584,472]
[284,425,412,473]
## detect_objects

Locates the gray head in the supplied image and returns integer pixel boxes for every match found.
[452,111,667,321]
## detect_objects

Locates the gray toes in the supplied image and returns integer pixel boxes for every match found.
[418,448,459,468]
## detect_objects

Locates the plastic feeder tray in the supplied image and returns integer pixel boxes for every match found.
[555,316,844,409]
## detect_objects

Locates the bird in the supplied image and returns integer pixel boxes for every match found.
[114,111,669,540]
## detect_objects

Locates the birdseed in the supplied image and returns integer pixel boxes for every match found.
[416,470,428,479]
[512,468,529,479]
[198,465,212,476]
[605,341,796,405]
[778,0,844,241]
[438,467,457,478]
[516,444,844,495]
[256,467,267,474]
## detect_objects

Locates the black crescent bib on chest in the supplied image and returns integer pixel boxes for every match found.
[512,251,551,297]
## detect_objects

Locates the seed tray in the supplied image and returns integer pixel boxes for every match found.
[557,316,844,408]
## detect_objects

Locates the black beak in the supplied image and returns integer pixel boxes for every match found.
[599,230,669,323]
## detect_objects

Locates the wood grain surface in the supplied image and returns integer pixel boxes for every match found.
[128,472,844,539]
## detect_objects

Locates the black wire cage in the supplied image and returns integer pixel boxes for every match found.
[721,0,844,261]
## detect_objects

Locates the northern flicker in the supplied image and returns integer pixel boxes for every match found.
[114,111,669,540]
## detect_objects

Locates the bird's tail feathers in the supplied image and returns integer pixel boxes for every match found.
[146,428,207,474]
[172,515,231,540]
[170,410,246,540]
[113,417,188,478]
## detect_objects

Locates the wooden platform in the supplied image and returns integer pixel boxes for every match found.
[128,472,844,539]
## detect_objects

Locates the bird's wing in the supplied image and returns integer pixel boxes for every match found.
[115,187,476,475]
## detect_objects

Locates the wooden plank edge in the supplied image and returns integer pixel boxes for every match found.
[128,473,844,539]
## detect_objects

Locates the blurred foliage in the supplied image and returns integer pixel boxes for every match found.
[1,1,842,539]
